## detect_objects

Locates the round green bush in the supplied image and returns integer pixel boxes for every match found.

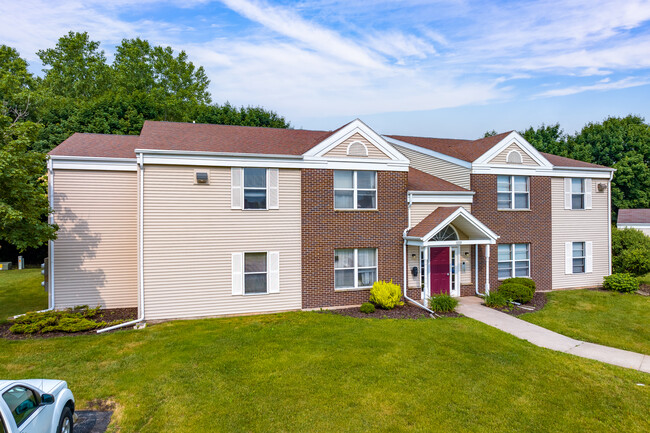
[428,294,458,312]
[484,292,508,308]
[501,277,536,291]
[603,273,639,293]
[497,282,534,304]
[369,280,404,310]
[359,302,375,314]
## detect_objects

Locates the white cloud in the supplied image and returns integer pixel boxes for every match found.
[536,77,650,97]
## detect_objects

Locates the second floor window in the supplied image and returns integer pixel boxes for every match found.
[571,178,585,209]
[244,168,267,209]
[334,170,376,210]
[497,175,529,210]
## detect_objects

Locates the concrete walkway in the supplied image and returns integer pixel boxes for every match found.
[457,296,650,374]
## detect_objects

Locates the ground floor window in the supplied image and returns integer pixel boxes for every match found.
[497,243,530,279]
[572,242,585,273]
[244,252,267,294]
[334,248,377,289]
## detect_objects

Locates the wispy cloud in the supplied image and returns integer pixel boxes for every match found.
[537,76,650,97]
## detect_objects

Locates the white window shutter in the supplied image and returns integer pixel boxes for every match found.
[231,167,242,209]
[564,178,572,209]
[232,253,243,295]
[268,252,280,293]
[586,241,593,273]
[565,242,573,274]
[268,169,279,209]
[584,178,592,209]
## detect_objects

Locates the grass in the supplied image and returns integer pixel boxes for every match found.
[521,289,650,355]
[640,272,650,285]
[0,269,47,321]
[1,273,649,432]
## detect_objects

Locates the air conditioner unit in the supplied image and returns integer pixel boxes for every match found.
[195,171,209,184]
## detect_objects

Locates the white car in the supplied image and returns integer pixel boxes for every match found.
[0,380,75,433]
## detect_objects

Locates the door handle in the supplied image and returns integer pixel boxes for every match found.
[447,273,449,276]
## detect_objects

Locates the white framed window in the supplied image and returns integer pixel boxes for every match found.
[497,243,530,279]
[334,248,377,289]
[497,175,529,210]
[232,251,280,295]
[571,178,584,209]
[244,252,267,294]
[564,178,592,210]
[231,168,279,210]
[572,242,585,273]
[334,170,377,210]
[244,168,267,210]
[564,241,593,274]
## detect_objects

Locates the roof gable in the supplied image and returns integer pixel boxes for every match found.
[473,131,552,167]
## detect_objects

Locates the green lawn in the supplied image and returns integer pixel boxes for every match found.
[521,289,650,355]
[640,273,650,285]
[0,269,48,321]
[1,274,649,432]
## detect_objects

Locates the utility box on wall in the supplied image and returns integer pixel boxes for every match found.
[0,262,12,271]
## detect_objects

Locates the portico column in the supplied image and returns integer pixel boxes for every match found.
[485,245,490,295]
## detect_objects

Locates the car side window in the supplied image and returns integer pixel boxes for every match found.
[2,386,39,427]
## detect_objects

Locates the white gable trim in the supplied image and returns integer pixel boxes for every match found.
[383,136,472,169]
[304,119,408,162]
[474,131,552,168]
[410,207,499,243]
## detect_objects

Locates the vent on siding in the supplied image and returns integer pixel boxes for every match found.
[506,150,523,164]
[195,171,209,184]
[347,141,368,157]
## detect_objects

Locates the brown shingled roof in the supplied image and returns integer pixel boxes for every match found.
[49,133,140,159]
[618,209,650,224]
[138,121,333,155]
[388,131,512,162]
[408,206,461,238]
[408,168,469,192]
[540,152,609,169]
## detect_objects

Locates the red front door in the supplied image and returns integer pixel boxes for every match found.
[429,247,450,295]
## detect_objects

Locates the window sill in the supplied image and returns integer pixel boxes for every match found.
[497,209,531,212]
[497,276,531,281]
[334,209,379,212]
[334,287,372,292]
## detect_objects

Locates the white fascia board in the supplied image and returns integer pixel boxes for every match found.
[405,238,495,246]
[383,136,472,169]
[408,192,474,204]
[420,208,499,242]
[474,131,553,168]
[50,156,137,171]
[139,152,409,171]
[304,119,409,162]
[471,164,613,179]
[617,223,650,228]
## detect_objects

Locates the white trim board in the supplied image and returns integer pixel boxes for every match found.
[473,131,553,168]
[51,156,137,172]
[408,192,474,204]
[471,164,613,179]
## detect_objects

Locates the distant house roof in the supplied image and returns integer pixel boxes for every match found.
[49,133,140,159]
[618,209,650,224]
[408,206,461,238]
[407,168,468,192]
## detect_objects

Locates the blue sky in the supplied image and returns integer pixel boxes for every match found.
[2,0,650,138]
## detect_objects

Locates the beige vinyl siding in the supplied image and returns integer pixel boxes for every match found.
[489,143,538,166]
[142,165,302,320]
[53,170,138,309]
[410,203,472,227]
[407,245,471,288]
[407,246,421,289]
[552,178,610,289]
[460,245,471,285]
[392,144,470,189]
[324,133,390,159]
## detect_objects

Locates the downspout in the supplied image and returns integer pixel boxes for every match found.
[97,153,145,333]
[402,228,438,316]
[474,244,484,296]
[607,171,613,276]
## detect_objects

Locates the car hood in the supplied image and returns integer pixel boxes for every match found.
[17,379,67,395]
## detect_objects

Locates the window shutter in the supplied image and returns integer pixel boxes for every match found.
[232,253,243,295]
[231,168,243,209]
[268,169,279,209]
[584,178,592,210]
[564,178,572,209]
[268,252,280,293]
[565,242,572,274]
[585,241,593,273]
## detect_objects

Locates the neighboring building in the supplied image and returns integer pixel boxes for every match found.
[617,209,650,237]
[46,119,614,320]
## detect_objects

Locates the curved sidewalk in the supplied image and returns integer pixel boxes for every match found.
[457,296,650,374]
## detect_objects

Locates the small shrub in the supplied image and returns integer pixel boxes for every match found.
[484,292,508,308]
[359,302,375,314]
[9,305,115,334]
[497,282,534,304]
[603,273,639,293]
[612,227,650,276]
[429,294,458,312]
[369,280,403,310]
[501,277,536,291]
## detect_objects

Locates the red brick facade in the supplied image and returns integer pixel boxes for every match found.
[301,169,408,308]
[471,174,553,292]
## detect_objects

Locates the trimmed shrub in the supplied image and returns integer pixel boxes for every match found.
[369,280,403,310]
[484,292,508,308]
[359,302,375,314]
[497,282,534,304]
[612,227,650,276]
[9,305,122,334]
[603,273,639,293]
[428,294,458,312]
[501,277,536,291]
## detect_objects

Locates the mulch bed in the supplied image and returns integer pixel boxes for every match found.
[329,302,462,319]
[638,284,650,296]
[487,292,548,316]
[0,308,138,340]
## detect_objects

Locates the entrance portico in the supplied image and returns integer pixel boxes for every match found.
[404,207,498,301]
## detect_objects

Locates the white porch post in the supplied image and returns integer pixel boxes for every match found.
[485,244,490,295]
[475,244,479,295]
[424,246,430,302]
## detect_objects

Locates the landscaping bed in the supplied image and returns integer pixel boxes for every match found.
[0,308,137,340]
[485,291,547,316]
[331,301,461,319]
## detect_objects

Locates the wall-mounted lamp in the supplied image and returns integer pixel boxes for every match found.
[464,251,470,257]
